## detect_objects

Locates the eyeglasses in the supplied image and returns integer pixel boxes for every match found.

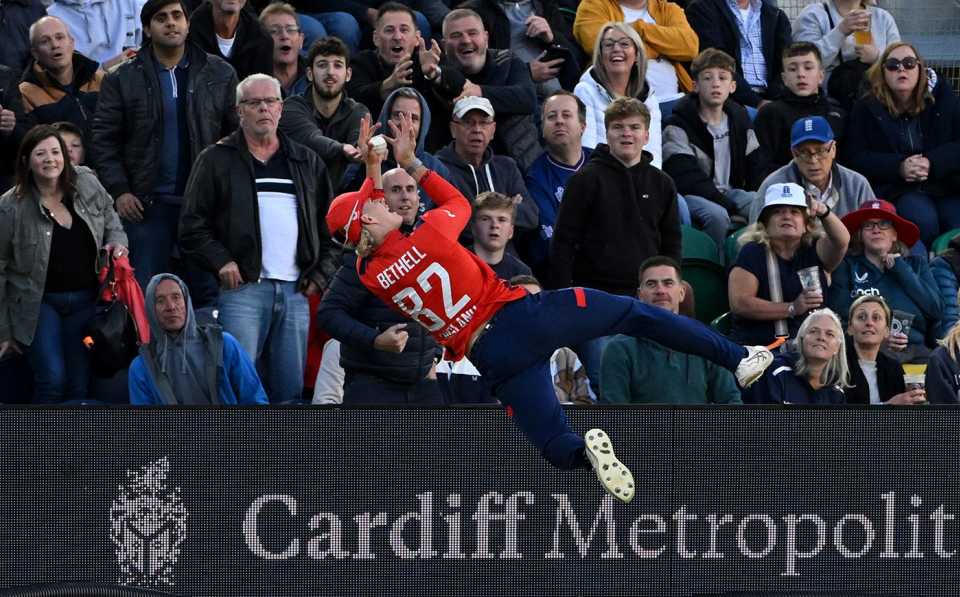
[240,97,282,108]
[600,39,634,52]
[883,57,920,72]
[861,220,894,231]
[267,26,301,36]
[792,143,834,162]
[454,118,494,128]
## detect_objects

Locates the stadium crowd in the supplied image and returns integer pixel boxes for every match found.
[1,0,959,407]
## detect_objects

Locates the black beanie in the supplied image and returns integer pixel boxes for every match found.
[141,0,189,30]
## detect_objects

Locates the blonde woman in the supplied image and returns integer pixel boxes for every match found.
[747,308,850,404]
[926,300,960,404]
[573,21,662,166]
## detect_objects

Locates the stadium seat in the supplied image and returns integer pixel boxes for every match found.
[681,225,721,265]
[931,228,960,256]
[681,226,728,323]
[724,226,748,268]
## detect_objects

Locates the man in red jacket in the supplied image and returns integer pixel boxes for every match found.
[326,114,775,504]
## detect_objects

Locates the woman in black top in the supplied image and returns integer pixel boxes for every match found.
[844,295,923,405]
[0,125,127,402]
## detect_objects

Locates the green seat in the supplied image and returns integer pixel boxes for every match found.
[931,229,960,255]
[710,311,732,335]
[682,260,729,324]
[681,225,721,265]
[724,226,748,268]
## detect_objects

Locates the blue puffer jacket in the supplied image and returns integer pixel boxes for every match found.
[930,253,960,338]
[828,253,942,347]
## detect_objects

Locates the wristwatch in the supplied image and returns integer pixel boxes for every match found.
[426,66,442,82]
[787,303,796,318]
[404,157,424,176]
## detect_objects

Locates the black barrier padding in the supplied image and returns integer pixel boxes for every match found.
[0,407,957,596]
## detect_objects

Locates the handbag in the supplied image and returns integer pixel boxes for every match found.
[82,252,141,377]
[823,3,871,111]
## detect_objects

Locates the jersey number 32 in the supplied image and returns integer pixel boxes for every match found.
[391,263,471,332]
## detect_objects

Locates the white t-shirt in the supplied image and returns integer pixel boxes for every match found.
[619,4,683,102]
[707,114,731,192]
[216,34,235,58]
[859,360,882,405]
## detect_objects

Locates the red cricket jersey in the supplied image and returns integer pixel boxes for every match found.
[357,171,528,361]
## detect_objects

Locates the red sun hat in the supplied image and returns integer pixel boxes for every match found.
[325,178,381,246]
[840,199,921,248]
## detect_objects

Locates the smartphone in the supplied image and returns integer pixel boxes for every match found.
[540,44,570,63]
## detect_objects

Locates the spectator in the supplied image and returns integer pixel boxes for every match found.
[753,116,872,223]
[347,3,452,125]
[844,295,923,405]
[662,47,762,249]
[684,0,791,109]
[129,273,269,405]
[310,337,344,404]
[601,256,742,404]
[19,16,104,139]
[930,235,960,339]
[47,0,143,68]
[341,86,450,204]
[279,36,368,190]
[179,74,337,403]
[574,21,662,167]
[753,42,846,180]
[300,1,440,55]
[524,90,591,276]
[460,0,582,96]
[51,121,84,166]
[0,125,127,402]
[1,64,31,193]
[469,191,532,279]
[573,0,698,117]
[843,42,960,247]
[436,8,540,172]
[187,0,273,80]
[926,314,960,404]
[746,308,848,404]
[316,161,444,405]
[0,0,47,74]
[829,199,940,364]
[436,96,537,248]
[260,2,308,97]
[729,182,849,346]
[550,97,680,394]
[92,0,238,297]
[793,0,899,110]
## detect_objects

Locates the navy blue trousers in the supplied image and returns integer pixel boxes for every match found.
[468,288,747,470]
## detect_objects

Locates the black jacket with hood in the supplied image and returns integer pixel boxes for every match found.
[317,251,441,385]
[91,42,238,201]
[753,88,846,180]
[178,129,338,292]
[662,92,762,212]
[550,145,681,295]
[279,88,369,190]
[187,1,273,81]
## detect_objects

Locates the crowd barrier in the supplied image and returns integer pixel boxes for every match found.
[0,406,957,596]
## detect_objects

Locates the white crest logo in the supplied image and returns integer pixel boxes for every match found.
[109,457,188,587]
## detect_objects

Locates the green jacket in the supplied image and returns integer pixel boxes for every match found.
[0,167,127,345]
[600,334,742,404]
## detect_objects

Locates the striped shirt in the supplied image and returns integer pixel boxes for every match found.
[726,0,767,89]
[254,156,300,282]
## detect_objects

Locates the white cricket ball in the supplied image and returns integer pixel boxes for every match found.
[370,134,388,156]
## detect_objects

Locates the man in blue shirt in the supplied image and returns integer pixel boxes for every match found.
[524,90,591,277]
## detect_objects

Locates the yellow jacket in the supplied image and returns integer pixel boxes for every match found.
[574,0,699,91]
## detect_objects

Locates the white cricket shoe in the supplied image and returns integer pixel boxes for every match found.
[585,429,634,504]
[735,345,774,388]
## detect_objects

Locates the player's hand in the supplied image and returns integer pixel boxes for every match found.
[115,193,144,222]
[374,323,409,353]
[218,261,243,290]
[356,114,383,167]
[381,59,414,97]
[385,111,418,168]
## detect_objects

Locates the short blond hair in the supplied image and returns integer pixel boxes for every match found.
[604,96,650,130]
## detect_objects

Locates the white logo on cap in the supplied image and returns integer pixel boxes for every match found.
[872,201,880,209]
[110,457,187,587]
[804,119,814,132]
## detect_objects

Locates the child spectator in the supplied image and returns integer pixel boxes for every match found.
[469,191,532,280]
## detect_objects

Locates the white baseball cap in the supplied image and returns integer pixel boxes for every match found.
[453,96,495,120]
[759,182,807,221]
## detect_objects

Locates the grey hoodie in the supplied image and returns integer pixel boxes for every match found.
[142,273,221,405]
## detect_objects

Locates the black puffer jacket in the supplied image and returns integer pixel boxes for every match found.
[0,0,46,73]
[91,43,238,200]
[317,251,440,385]
[0,64,31,192]
[179,130,338,292]
[186,1,273,80]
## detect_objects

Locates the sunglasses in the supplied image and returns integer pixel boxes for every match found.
[883,57,920,72]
